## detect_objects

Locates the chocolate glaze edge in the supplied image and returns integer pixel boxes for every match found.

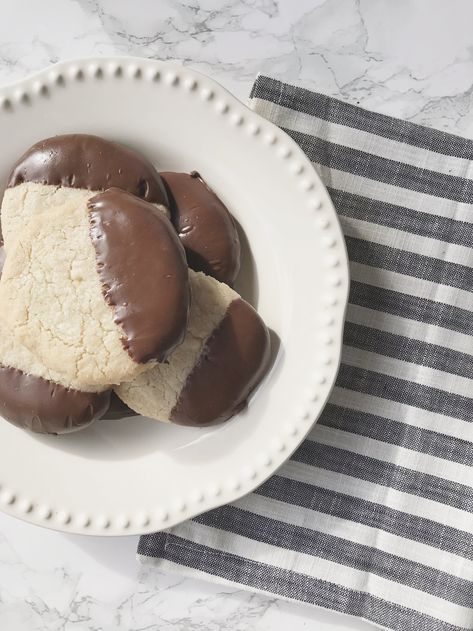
[88,187,189,364]
[102,392,137,420]
[170,298,271,427]
[0,365,110,434]
[161,171,241,286]
[7,133,169,207]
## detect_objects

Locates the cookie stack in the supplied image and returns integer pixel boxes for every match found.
[0,134,270,434]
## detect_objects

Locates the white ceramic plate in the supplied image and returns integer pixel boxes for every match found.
[0,57,349,535]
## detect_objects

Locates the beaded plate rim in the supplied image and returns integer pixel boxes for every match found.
[0,56,349,536]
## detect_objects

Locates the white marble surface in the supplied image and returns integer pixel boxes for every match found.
[1,0,473,629]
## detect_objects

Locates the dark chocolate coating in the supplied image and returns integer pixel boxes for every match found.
[88,188,189,364]
[171,298,270,426]
[161,171,241,285]
[102,392,136,420]
[7,134,169,206]
[0,366,110,434]
[0,223,110,435]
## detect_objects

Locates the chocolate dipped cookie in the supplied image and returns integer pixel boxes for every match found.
[0,188,189,388]
[115,271,270,426]
[0,321,110,434]
[162,171,240,285]
[2,134,169,249]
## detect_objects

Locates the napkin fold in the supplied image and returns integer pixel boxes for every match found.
[138,75,473,631]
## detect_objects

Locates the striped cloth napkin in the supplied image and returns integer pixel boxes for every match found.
[138,75,473,631]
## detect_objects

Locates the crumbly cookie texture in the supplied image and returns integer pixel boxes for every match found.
[1,183,92,250]
[0,321,110,434]
[1,182,168,251]
[115,270,237,421]
[0,320,105,393]
[0,201,145,387]
[2,133,170,250]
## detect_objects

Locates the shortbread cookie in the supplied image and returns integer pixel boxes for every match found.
[162,171,241,285]
[0,322,110,434]
[0,188,189,387]
[0,238,108,433]
[2,134,169,249]
[115,271,270,426]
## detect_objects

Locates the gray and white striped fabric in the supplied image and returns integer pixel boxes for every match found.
[138,75,473,631]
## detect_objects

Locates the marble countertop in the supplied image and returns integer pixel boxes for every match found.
[1,1,473,629]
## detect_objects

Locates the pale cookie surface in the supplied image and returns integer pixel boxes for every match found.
[0,320,104,392]
[0,201,145,387]
[0,321,110,434]
[115,270,237,421]
[1,183,92,250]
[2,182,168,251]
[2,133,170,250]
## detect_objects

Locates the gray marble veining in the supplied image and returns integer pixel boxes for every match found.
[0,1,472,629]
